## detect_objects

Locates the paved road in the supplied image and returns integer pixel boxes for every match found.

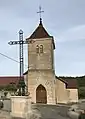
[0,104,71,119]
[31,104,71,119]
[1,99,85,119]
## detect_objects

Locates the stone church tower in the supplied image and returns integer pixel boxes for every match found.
[24,18,78,104]
[26,18,56,104]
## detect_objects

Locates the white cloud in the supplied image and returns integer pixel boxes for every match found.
[0,0,85,76]
[57,25,85,42]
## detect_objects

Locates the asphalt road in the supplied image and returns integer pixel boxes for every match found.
[1,99,85,119]
[31,104,71,119]
[0,101,71,119]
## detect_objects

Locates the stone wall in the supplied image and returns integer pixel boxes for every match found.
[28,70,56,104]
[28,38,54,70]
[10,96,31,118]
[67,89,78,103]
[55,79,69,103]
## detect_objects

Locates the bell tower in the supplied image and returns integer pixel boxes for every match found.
[26,18,55,71]
[26,7,56,104]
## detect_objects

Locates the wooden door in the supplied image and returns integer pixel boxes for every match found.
[36,84,47,104]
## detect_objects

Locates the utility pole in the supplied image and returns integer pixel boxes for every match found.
[8,29,34,96]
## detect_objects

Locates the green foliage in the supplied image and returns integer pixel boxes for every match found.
[4,84,17,91]
[78,87,85,99]
[0,86,5,91]
[0,83,17,92]
[0,80,26,96]
[76,76,85,87]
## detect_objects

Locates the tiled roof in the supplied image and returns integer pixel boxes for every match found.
[26,19,51,39]
[56,76,77,89]
[0,76,23,86]
[65,79,78,89]
[26,19,55,49]
[55,76,68,84]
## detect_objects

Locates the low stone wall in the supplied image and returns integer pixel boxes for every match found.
[10,96,31,118]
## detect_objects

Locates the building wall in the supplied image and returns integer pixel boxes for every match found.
[26,36,78,104]
[55,79,69,103]
[27,37,56,104]
[28,70,56,104]
[28,38,54,70]
[26,72,78,104]
[67,89,78,103]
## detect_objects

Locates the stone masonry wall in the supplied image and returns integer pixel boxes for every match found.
[28,70,56,104]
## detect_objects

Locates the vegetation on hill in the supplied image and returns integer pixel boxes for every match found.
[0,83,17,92]
[59,76,85,99]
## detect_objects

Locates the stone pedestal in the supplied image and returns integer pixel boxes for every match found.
[10,96,31,118]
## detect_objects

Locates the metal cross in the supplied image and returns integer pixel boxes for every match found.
[37,6,44,19]
[8,30,35,96]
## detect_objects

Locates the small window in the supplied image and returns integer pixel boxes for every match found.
[40,45,43,53]
[36,45,39,53]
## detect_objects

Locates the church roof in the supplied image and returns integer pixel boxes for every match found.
[55,76,68,84]
[26,18,52,39]
[26,19,55,49]
[64,79,78,89]
[56,76,78,89]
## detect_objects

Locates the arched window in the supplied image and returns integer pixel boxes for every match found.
[40,45,43,53]
[36,45,39,53]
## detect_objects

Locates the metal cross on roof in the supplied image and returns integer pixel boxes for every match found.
[37,6,44,19]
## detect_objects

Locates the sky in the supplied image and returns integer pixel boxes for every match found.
[0,0,85,77]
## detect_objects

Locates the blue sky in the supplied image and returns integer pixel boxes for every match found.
[0,0,85,76]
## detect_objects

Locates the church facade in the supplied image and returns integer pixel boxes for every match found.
[24,19,78,104]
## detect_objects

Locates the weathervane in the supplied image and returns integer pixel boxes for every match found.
[37,6,44,20]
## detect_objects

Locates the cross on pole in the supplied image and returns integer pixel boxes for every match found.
[8,29,34,96]
[37,6,44,19]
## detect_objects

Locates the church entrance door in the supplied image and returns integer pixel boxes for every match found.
[36,84,47,104]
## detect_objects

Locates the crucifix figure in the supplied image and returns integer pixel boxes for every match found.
[37,6,44,24]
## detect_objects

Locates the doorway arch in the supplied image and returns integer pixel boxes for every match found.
[36,84,47,103]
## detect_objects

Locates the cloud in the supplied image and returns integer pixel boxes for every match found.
[0,0,85,76]
[55,38,85,76]
[56,25,85,42]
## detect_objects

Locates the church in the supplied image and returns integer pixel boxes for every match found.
[23,18,78,104]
